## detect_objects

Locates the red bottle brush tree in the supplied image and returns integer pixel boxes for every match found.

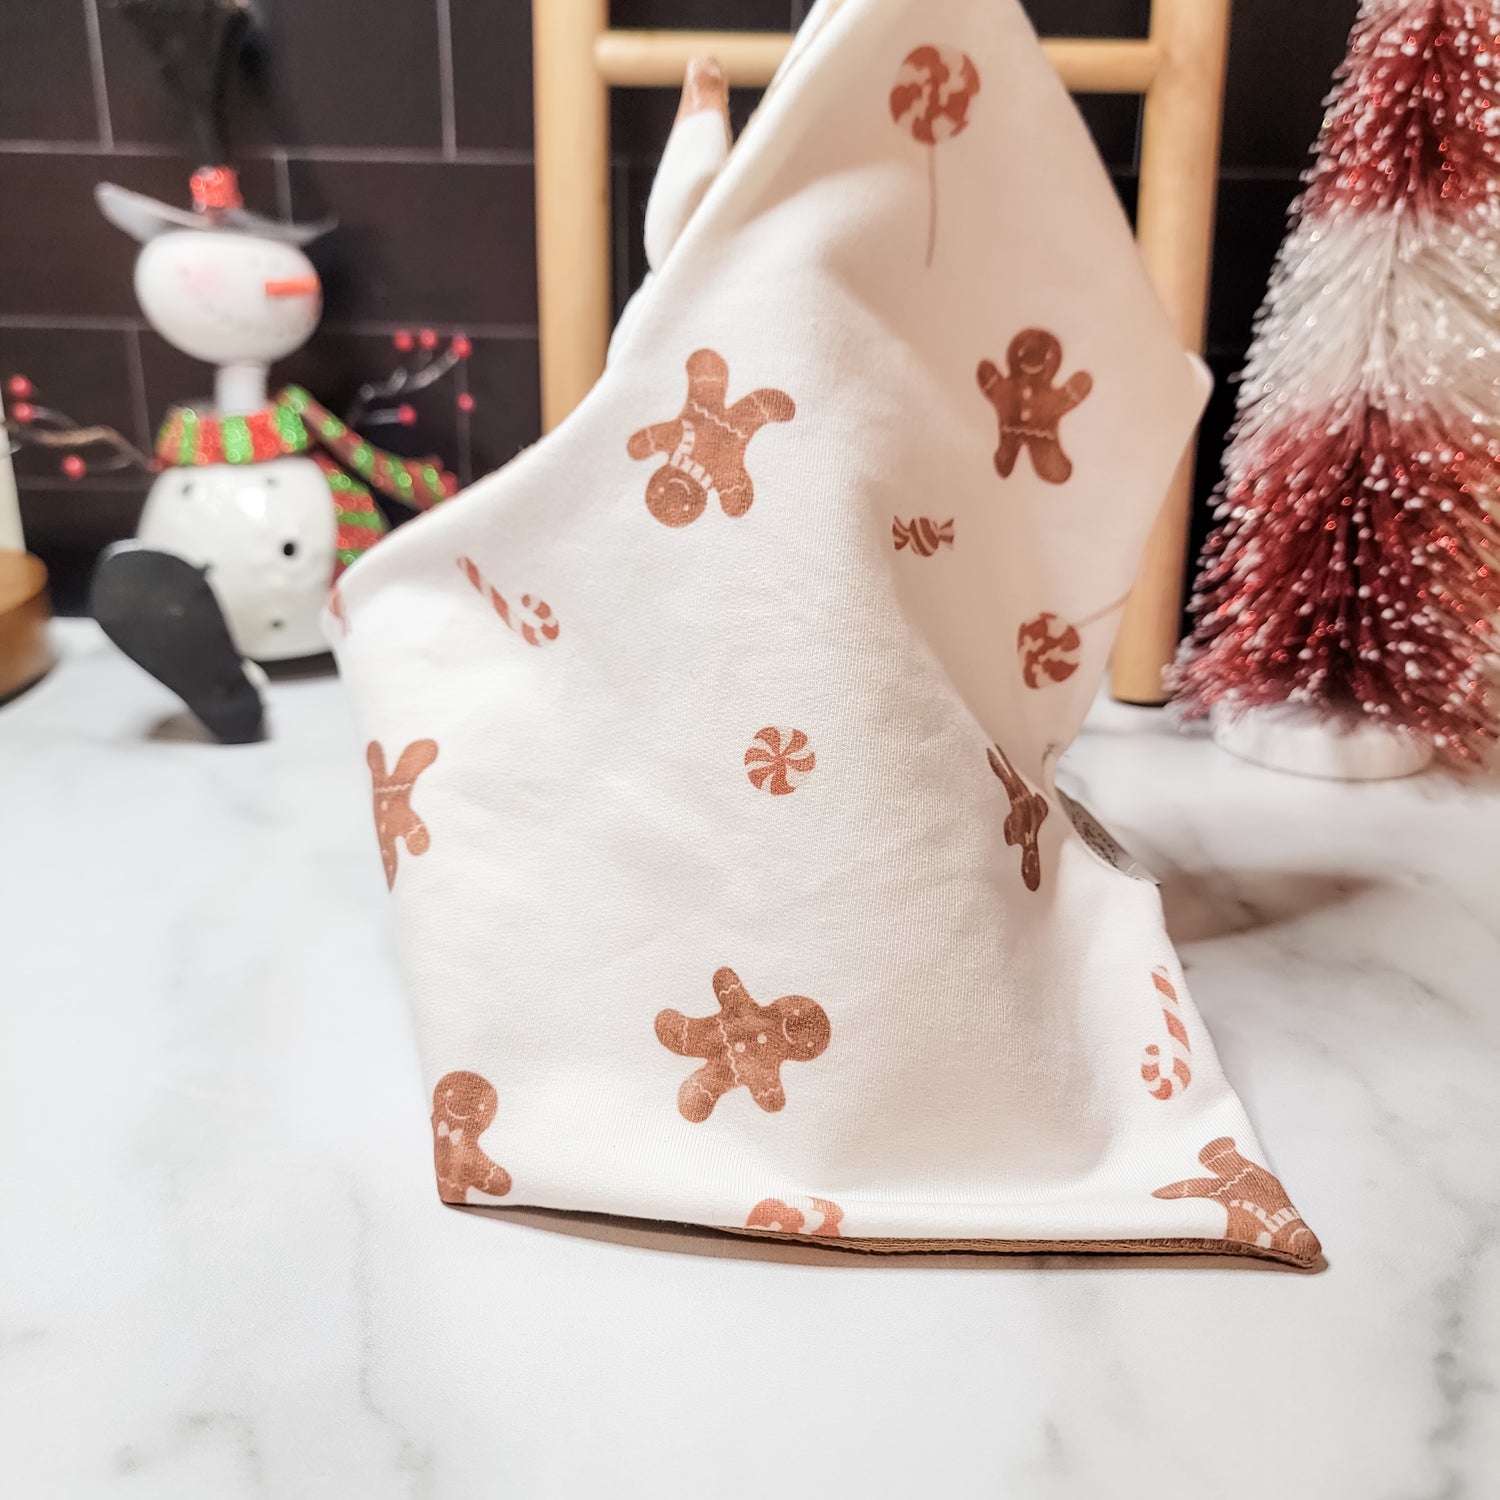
[1176,0,1500,765]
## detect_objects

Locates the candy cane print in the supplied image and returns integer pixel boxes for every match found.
[457,556,559,647]
[1141,966,1192,1100]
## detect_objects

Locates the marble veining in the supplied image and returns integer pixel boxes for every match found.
[2,622,1497,1497]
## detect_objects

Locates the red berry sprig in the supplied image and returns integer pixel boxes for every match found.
[3,374,152,476]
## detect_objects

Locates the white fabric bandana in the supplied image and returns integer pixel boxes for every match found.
[330,0,1320,1269]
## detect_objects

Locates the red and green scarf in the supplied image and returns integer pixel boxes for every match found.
[154,386,458,572]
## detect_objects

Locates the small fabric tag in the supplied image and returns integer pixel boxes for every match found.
[1057,790,1158,883]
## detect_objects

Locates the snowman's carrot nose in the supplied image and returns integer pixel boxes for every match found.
[265,275,320,298]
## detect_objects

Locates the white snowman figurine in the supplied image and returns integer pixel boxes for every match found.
[90,166,454,741]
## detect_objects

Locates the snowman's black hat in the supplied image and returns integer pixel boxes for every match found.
[99,0,332,245]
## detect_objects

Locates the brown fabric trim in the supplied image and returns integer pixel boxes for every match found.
[719,1226,1325,1272]
[459,1202,1324,1272]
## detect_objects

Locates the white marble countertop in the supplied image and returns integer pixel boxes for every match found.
[4,620,1498,1498]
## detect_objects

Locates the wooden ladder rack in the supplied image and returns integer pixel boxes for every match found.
[531,0,1233,703]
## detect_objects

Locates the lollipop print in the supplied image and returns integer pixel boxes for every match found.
[889,45,981,268]
[1016,593,1131,690]
[1017,612,1082,689]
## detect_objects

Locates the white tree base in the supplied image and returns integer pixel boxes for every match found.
[1210,703,1435,781]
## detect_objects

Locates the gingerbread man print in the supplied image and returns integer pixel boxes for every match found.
[746,1196,844,1238]
[431,1070,513,1204]
[655,967,831,1122]
[978,329,1093,484]
[1154,1138,1320,1266]
[987,743,1049,892]
[367,739,438,889]
[628,350,796,527]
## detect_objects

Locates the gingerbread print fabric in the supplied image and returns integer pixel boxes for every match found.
[458,556,559,647]
[329,0,1314,1263]
[1016,597,1129,689]
[1154,1139,1320,1267]
[1017,612,1082,688]
[326,582,349,637]
[744,727,816,795]
[978,330,1092,484]
[628,351,795,527]
[431,1071,513,1204]
[1141,967,1193,1101]
[890,46,981,266]
[656,968,830,1122]
[368,739,437,889]
[987,744,1049,892]
[746,1196,844,1238]
[892,516,954,556]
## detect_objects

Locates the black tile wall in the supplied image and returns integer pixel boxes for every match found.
[612,84,768,170]
[1184,346,1245,623]
[451,0,535,153]
[612,0,794,27]
[1073,94,1143,173]
[285,159,537,327]
[1,0,1359,618]
[94,0,272,154]
[97,0,445,153]
[0,0,98,142]
[462,337,544,480]
[1024,0,1150,38]
[1207,175,1302,353]
[617,161,656,320]
[1221,0,1352,168]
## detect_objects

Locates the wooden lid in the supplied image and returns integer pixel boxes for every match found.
[0,551,54,703]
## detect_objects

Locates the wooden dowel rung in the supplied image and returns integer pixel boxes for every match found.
[1045,38,1163,94]
[593,30,1162,94]
[595,30,790,87]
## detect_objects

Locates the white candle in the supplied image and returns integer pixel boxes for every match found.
[0,395,23,552]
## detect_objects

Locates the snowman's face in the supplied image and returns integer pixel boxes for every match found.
[135,230,322,364]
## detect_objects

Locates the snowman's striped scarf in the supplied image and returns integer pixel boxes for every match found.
[154,387,459,573]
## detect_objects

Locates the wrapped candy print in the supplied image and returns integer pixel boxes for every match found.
[892,516,955,556]
[889,45,982,266]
